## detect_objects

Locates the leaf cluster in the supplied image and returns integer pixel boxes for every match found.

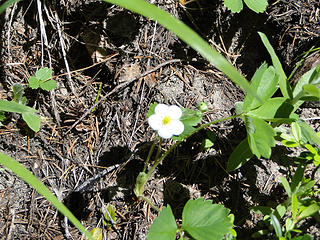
[224,0,268,13]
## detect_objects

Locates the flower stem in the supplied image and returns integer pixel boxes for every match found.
[143,139,157,172]
[145,114,240,179]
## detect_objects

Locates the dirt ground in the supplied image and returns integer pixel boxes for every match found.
[0,0,319,239]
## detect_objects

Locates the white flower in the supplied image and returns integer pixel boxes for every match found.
[148,104,184,139]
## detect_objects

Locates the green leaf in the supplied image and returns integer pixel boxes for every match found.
[28,76,40,89]
[147,102,158,118]
[244,64,279,111]
[258,32,292,99]
[275,204,287,219]
[280,176,292,197]
[147,205,177,240]
[281,140,299,148]
[244,0,268,13]
[22,112,41,132]
[0,99,37,114]
[270,214,282,237]
[180,108,202,126]
[224,0,243,13]
[227,138,253,171]
[291,164,305,194]
[245,116,275,159]
[235,101,244,115]
[0,0,20,14]
[102,0,259,102]
[40,79,57,91]
[247,97,295,121]
[182,198,233,240]
[291,121,302,142]
[0,152,94,240]
[296,180,316,197]
[303,84,320,98]
[298,120,320,146]
[35,67,52,81]
[298,204,320,220]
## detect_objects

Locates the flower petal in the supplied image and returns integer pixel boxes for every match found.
[148,114,162,130]
[157,128,173,139]
[168,105,182,119]
[155,104,169,115]
[170,120,184,135]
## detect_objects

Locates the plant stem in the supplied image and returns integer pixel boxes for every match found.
[143,139,157,172]
[145,114,240,179]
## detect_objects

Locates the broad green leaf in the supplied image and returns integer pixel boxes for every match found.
[298,120,320,146]
[245,117,275,159]
[250,206,273,215]
[293,67,317,97]
[298,203,320,220]
[224,0,243,13]
[292,193,298,220]
[280,176,291,197]
[22,112,41,132]
[0,152,94,240]
[247,97,295,121]
[303,84,320,98]
[147,205,177,240]
[244,0,268,13]
[35,67,52,81]
[0,99,37,113]
[182,198,232,240]
[102,0,259,101]
[275,204,286,219]
[258,32,292,99]
[285,218,294,233]
[40,79,57,91]
[180,108,202,126]
[244,64,279,111]
[227,138,253,171]
[270,214,282,237]
[28,76,40,89]
[0,0,20,14]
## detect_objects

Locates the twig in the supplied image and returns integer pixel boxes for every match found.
[65,59,181,135]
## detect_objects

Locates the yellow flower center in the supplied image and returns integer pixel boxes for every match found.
[162,116,171,125]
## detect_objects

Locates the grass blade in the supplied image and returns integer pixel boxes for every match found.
[0,152,94,240]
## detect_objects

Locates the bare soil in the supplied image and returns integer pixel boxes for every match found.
[0,0,319,239]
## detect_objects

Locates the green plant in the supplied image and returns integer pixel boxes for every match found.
[28,67,57,91]
[224,0,268,13]
[102,0,319,238]
[251,164,320,239]
[147,198,235,240]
